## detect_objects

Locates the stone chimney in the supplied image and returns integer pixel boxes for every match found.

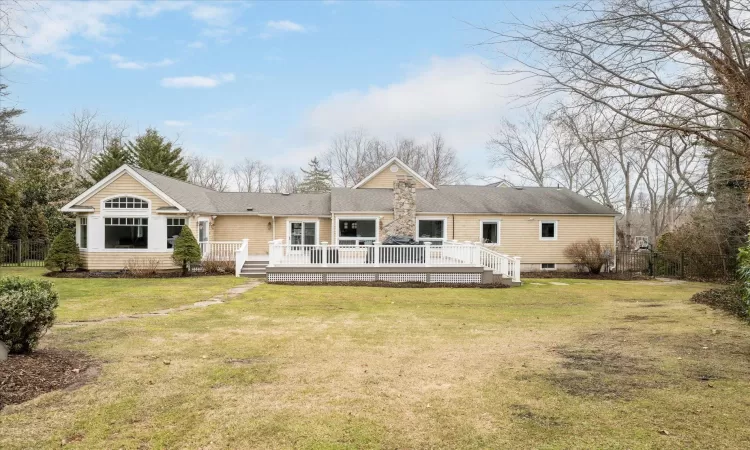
[381,176,417,239]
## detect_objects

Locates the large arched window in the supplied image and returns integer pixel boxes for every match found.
[103,196,149,209]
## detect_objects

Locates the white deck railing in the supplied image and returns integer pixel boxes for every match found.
[266,239,521,282]
[234,239,249,277]
[200,241,243,262]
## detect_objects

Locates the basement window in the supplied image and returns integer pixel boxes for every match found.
[541,263,556,271]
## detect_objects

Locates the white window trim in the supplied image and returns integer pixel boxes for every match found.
[166,217,188,251]
[541,263,557,271]
[539,220,558,241]
[197,219,210,243]
[335,216,380,245]
[78,216,88,249]
[100,194,152,216]
[416,217,448,242]
[286,219,320,246]
[479,219,501,245]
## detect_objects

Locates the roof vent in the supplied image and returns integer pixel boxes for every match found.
[246,207,254,211]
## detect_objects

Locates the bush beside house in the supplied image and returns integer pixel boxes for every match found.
[0,277,59,354]
[564,238,613,274]
[45,229,81,272]
[172,226,201,276]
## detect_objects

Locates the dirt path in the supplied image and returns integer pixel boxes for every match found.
[56,280,262,327]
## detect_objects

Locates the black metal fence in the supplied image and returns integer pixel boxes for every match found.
[613,250,735,281]
[0,240,49,267]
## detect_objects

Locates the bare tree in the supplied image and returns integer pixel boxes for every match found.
[481,0,750,174]
[323,129,467,187]
[187,155,230,191]
[231,158,271,192]
[269,168,301,194]
[487,111,555,186]
[44,109,128,178]
[424,133,466,185]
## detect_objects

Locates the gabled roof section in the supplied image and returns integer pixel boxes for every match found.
[352,156,436,190]
[61,165,188,213]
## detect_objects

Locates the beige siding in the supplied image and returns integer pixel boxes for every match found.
[452,214,615,265]
[359,168,429,189]
[81,252,178,271]
[211,215,332,255]
[80,173,170,213]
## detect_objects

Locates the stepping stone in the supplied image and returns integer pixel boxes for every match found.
[549,282,569,286]
[529,282,545,285]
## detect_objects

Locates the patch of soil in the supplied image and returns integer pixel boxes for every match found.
[509,404,563,427]
[269,281,510,289]
[524,271,650,280]
[622,314,651,322]
[545,346,662,399]
[692,284,748,320]
[45,270,228,279]
[0,349,99,410]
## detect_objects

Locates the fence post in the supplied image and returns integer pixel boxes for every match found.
[374,242,380,267]
[424,242,432,267]
[680,252,685,279]
[322,242,328,267]
[17,240,22,266]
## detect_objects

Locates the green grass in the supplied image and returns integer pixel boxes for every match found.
[0,267,244,322]
[1,276,750,449]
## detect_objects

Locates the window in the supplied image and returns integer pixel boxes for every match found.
[338,219,376,246]
[104,217,148,249]
[481,220,500,244]
[541,263,556,270]
[540,221,557,240]
[417,219,446,244]
[289,221,317,247]
[167,218,186,249]
[104,196,148,209]
[79,217,88,249]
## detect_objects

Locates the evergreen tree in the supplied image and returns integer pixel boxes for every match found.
[87,138,132,184]
[298,157,332,193]
[172,226,202,275]
[126,128,189,180]
[45,229,81,272]
[27,203,49,242]
[0,175,17,242]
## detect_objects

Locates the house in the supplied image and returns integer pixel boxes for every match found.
[61,157,618,283]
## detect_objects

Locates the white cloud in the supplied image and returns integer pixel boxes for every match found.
[1,1,246,68]
[161,73,236,88]
[302,56,532,158]
[187,41,206,49]
[164,120,190,127]
[58,52,93,67]
[267,20,307,33]
[108,54,175,70]
[190,5,233,27]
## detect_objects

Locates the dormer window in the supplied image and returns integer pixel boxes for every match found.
[104,197,148,209]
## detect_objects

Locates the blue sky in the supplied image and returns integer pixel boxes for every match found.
[4,1,551,180]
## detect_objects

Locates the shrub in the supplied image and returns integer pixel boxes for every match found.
[692,283,747,320]
[0,277,59,354]
[563,238,613,274]
[124,258,161,277]
[45,229,81,272]
[735,239,750,317]
[201,258,234,274]
[172,225,201,276]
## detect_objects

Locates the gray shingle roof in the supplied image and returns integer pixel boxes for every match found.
[131,166,616,216]
[131,166,330,215]
[331,186,617,215]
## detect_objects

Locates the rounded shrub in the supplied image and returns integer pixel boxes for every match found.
[45,229,81,272]
[0,277,59,354]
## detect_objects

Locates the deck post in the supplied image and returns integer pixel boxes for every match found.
[513,256,521,283]
[501,255,509,277]
[373,242,381,267]
[267,241,275,267]
[424,242,432,267]
[321,242,328,267]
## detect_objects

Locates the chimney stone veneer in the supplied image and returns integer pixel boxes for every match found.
[382,177,417,239]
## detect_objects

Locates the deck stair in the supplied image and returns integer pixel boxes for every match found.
[240,260,268,278]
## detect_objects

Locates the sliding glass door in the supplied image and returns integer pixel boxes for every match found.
[289,221,317,251]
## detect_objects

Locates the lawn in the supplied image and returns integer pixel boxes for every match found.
[0,267,245,322]
[1,273,750,448]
